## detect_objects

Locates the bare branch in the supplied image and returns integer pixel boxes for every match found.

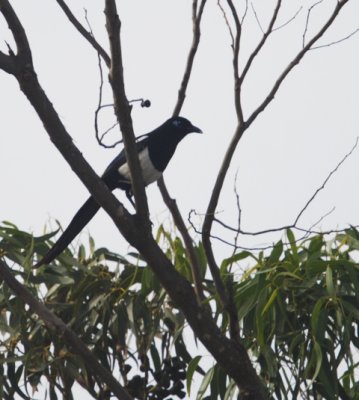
[302,0,325,48]
[232,170,242,252]
[193,131,359,255]
[209,135,359,237]
[305,206,336,234]
[157,178,205,303]
[172,0,207,116]
[293,136,359,225]
[241,0,249,24]
[225,0,243,122]
[159,0,208,304]
[251,2,264,34]
[202,125,245,325]
[190,209,356,252]
[104,0,149,219]
[55,0,111,67]
[200,1,243,295]
[0,50,15,74]
[0,0,32,60]
[217,0,235,48]
[273,6,303,32]
[311,27,359,50]
[240,0,282,83]
[202,0,244,336]
[246,0,350,128]
[0,260,133,400]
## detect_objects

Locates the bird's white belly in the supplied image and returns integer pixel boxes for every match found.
[117,147,162,186]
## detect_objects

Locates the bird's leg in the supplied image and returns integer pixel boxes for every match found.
[126,189,153,226]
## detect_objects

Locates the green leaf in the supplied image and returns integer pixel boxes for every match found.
[325,265,335,298]
[261,287,279,316]
[235,280,259,321]
[268,240,283,264]
[196,365,214,400]
[286,228,299,264]
[220,251,253,273]
[311,341,323,382]
[224,379,237,400]
[342,299,359,320]
[150,344,161,372]
[186,355,202,396]
[311,297,327,339]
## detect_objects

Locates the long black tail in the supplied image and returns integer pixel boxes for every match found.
[34,196,101,268]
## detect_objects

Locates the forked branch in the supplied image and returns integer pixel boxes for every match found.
[201,0,351,340]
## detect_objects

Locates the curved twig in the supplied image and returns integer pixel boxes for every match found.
[55,0,111,67]
[172,0,207,117]
[246,0,350,129]
[240,0,282,84]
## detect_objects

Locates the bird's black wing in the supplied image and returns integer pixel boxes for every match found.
[34,134,150,268]
[101,134,150,189]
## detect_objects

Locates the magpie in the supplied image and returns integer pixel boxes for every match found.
[34,116,202,268]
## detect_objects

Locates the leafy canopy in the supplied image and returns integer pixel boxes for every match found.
[0,222,359,399]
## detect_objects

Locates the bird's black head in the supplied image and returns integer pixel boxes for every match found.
[166,116,202,135]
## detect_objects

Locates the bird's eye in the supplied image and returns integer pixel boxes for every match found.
[172,118,182,127]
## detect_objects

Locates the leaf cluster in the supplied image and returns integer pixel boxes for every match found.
[0,222,199,399]
[220,228,359,399]
[1,222,359,399]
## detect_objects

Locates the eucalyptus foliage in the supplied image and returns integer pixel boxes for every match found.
[0,222,358,399]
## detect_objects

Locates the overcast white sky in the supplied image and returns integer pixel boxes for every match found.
[1,0,359,398]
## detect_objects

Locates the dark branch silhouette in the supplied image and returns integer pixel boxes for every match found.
[158,0,208,304]
[55,0,111,66]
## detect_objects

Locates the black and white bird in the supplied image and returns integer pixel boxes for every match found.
[34,116,202,268]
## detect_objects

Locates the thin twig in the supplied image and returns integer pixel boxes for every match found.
[172,0,207,116]
[218,0,235,48]
[226,0,243,122]
[191,134,359,251]
[294,137,359,224]
[302,206,336,239]
[302,0,325,48]
[311,27,359,50]
[159,0,208,304]
[189,209,357,252]
[157,178,205,303]
[240,0,282,84]
[232,170,242,253]
[209,135,359,236]
[273,6,303,32]
[55,0,111,67]
[246,0,350,128]
[201,0,243,344]
[241,0,249,24]
[251,2,264,34]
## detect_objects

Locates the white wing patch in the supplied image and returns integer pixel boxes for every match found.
[117,147,162,186]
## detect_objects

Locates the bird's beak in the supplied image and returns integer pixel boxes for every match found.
[191,124,203,134]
